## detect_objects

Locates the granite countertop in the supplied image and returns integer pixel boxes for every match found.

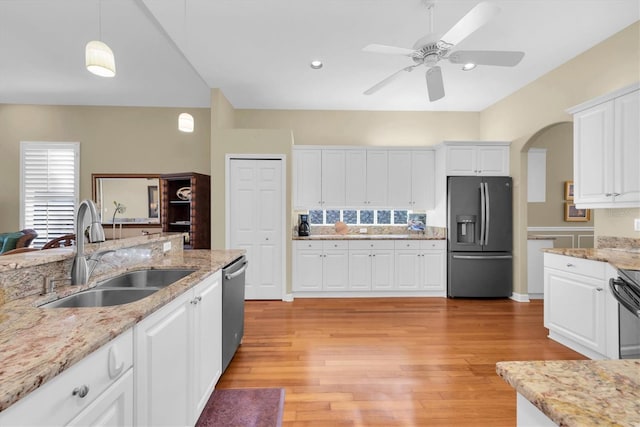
[543,247,640,270]
[0,249,243,412]
[497,360,640,427]
[293,234,445,240]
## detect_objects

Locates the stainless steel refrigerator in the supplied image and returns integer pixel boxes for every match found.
[447,176,513,297]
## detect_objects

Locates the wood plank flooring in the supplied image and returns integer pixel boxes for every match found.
[217,298,586,426]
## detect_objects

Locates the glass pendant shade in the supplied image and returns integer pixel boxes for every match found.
[178,113,195,133]
[86,41,116,77]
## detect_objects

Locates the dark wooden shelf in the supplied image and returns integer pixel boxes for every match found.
[161,172,211,249]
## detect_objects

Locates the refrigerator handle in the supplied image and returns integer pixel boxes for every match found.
[480,182,486,245]
[484,182,490,246]
[453,255,513,260]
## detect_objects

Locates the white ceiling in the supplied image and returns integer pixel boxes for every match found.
[1,0,638,111]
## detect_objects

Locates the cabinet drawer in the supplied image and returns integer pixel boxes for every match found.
[544,253,605,279]
[349,240,395,250]
[323,241,349,250]
[295,240,324,250]
[0,328,134,426]
[421,240,446,250]
[395,240,420,250]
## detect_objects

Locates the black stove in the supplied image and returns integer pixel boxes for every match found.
[610,268,640,359]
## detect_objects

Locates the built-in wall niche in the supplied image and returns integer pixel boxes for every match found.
[92,174,161,227]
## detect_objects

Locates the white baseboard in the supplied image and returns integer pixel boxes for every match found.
[282,293,294,302]
[510,292,530,303]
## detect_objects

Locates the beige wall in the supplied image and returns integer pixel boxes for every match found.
[0,104,211,232]
[235,109,481,146]
[481,21,640,295]
[527,122,594,228]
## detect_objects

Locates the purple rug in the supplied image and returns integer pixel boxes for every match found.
[195,388,285,427]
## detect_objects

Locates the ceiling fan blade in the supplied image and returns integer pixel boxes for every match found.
[449,50,525,66]
[438,2,500,49]
[362,44,416,56]
[425,66,445,102]
[364,66,416,95]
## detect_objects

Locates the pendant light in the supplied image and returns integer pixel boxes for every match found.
[178,113,194,133]
[86,0,116,77]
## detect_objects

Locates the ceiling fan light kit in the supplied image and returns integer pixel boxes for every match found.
[178,113,194,133]
[362,1,524,102]
[310,60,323,69]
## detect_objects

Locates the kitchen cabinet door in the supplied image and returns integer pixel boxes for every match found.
[613,90,640,204]
[293,149,322,209]
[66,370,133,427]
[395,250,421,290]
[476,145,510,176]
[135,291,192,427]
[294,248,324,291]
[191,272,222,423]
[371,249,394,290]
[348,250,372,290]
[322,149,346,207]
[573,101,613,205]
[345,150,367,205]
[366,150,388,206]
[412,150,435,209]
[422,250,445,291]
[323,248,349,291]
[387,150,412,208]
[446,145,477,176]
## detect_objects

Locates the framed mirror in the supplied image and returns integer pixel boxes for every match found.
[92,173,161,227]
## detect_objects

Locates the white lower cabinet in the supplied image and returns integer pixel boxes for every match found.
[294,239,445,295]
[0,329,134,427]
[293,241,349,291]
[544,253,607,359]
[394,241,446,292]
[135,271,222,427]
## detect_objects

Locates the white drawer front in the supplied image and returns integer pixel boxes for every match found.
[544,253,605,279]
[349,240,395,250]
[294,240,324,250]
[0,328,134,426]
[323,241,349,250]
[395,241,420,250]
[420,240,446,250]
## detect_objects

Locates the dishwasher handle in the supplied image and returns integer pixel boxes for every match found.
[225,260,248,280]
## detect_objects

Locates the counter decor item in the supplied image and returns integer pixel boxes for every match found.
[335,221,348,235]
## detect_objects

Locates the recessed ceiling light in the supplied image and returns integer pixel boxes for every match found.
[462,63,477,71]
[310,60,323,69]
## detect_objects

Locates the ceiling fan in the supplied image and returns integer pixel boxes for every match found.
[362,1,525,102]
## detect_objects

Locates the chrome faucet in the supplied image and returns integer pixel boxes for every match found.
[71,200,106,286]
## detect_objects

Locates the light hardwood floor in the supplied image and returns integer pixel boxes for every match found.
[217,298,586,426]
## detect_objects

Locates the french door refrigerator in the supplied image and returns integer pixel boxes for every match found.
[447,176,513,297]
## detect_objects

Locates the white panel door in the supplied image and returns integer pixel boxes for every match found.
[230,159,283,300]
[294,250,323,291]
[371,250,394,290]
[477,146,509,175]
[293,149,321,209]
[348,250,371,290]
[412,150,435,209]
[345,150,367,206]
[614,90,640,204]
[366,150,388,206]
[422,250,445,291]
[323,249,349,291]
[395,250,420,290]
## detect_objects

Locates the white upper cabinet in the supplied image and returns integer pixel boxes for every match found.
[345,149,367,205]
[293,149,322,209]
[365,150,388,206]
[443,142,510,176]
[321,149,346,206]
[569,84,640,208]
[388,150,435,209]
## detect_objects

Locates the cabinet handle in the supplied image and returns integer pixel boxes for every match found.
[566,263,575,267]
[605,193,612,197]
[596,288,603,292]
[613,193,621,196]
[191,296,202,304]
[108,346,124,379]
[72,385,90,398]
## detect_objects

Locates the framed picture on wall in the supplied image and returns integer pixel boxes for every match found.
[564,181,574,201]
[564,202,590,222]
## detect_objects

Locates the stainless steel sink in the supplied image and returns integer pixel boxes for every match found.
[96,268,196,289]
[40,288,158,308]
[40,268,196,308]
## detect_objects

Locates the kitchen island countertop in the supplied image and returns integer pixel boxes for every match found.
[497,359,640,427]
[0,249,243,412]
[543,247,640,270]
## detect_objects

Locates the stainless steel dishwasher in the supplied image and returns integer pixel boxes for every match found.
[222,256,248,373]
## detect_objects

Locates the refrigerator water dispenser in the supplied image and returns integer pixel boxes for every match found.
[456,215,476,244]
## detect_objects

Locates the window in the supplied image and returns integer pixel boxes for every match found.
[308,209,410,225]
[20,142,79,248]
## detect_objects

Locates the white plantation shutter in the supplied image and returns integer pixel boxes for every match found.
[20,142,79,248]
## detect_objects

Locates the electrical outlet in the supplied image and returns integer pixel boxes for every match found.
[163,241,171,252]
[359,228,368,234]
[634,218,640,232]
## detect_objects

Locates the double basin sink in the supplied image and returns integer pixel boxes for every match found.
[40,268,196,308]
